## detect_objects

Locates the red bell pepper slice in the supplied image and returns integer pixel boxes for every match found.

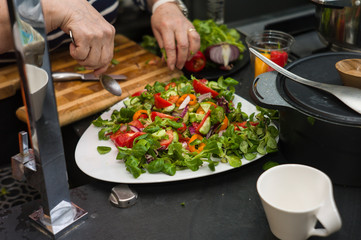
[192,79,219,98]
[177,122,187,133]
[234,121,259,131]
[196,110,211,133]
[154,93,172,108]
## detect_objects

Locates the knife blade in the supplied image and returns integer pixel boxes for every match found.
[52,72,127,81]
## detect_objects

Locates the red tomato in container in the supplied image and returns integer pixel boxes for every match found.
[184,51,206,72]
[268,51,288,71]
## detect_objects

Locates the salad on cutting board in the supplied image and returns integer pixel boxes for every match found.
[89,75,278,179]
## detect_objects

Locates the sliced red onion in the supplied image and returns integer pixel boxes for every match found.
[180,105,189,118]
[182,142,188,149]
[145,154,154,163]
[178,95,190,110]
[198,92,212,103]
[189,125,196,135]
[129,125,141,132]
[205,43,240,67]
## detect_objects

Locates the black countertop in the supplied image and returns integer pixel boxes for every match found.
[2,50,361,240]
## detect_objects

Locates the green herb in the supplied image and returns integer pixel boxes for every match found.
[97,146,112,154]
[192,19,246,54]
[75,66,86,71]
[111,59,120,65]
[140,35,160,56]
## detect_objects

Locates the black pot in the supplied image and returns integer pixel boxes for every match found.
[250,52,361,186]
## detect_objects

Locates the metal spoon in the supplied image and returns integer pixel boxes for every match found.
[69,30,122,96]
[249,47,361,114]
[100,74,122,96]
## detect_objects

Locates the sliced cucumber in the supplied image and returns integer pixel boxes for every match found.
[163,103,176,113]
[199,116,211,135]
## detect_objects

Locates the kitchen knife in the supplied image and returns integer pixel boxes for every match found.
[52,72,127,81]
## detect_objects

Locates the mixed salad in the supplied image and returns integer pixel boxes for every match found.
[93,76,278,178]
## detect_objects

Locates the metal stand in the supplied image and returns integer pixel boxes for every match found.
[7,0,87,238]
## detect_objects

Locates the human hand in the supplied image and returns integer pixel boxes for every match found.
[42,0,115,75]
[151,2,200,70]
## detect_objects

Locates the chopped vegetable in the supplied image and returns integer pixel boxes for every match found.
[188,134,206,153]
[184,51,206,72]
[97,146,112,154]
[205,43,240,67]
[176,94,197,107]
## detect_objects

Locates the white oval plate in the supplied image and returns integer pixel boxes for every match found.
[75,94,267,184]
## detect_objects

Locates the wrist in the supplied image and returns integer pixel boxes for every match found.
[151,0,188,17]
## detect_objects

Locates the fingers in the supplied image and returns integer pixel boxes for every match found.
[69,24,115,74]
[151,3,201,71]
[174,28,189,70]
[187,28,201,61]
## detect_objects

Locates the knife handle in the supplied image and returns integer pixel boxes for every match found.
[52,72,83,81]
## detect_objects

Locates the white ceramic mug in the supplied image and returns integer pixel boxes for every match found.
[257,164,342,240]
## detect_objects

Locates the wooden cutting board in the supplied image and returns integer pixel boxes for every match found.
[1,35,182,126]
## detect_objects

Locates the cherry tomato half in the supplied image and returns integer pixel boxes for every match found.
[184,51,206,72]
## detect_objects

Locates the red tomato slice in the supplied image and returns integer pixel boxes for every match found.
[131,89,147,97]
[113,132,146,148]
[160,130,174,148]
[184,51,206,72]
[150,112,178,121]
[192,79,219,98]
[154,93,172,108]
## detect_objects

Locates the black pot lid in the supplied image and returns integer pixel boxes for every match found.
[277,52,361,126]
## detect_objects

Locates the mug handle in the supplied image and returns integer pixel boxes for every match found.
[310,189,342,237]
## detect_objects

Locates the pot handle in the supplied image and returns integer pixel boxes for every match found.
[249,71,295,111]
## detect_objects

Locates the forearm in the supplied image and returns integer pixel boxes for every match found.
[0,0,14,53]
